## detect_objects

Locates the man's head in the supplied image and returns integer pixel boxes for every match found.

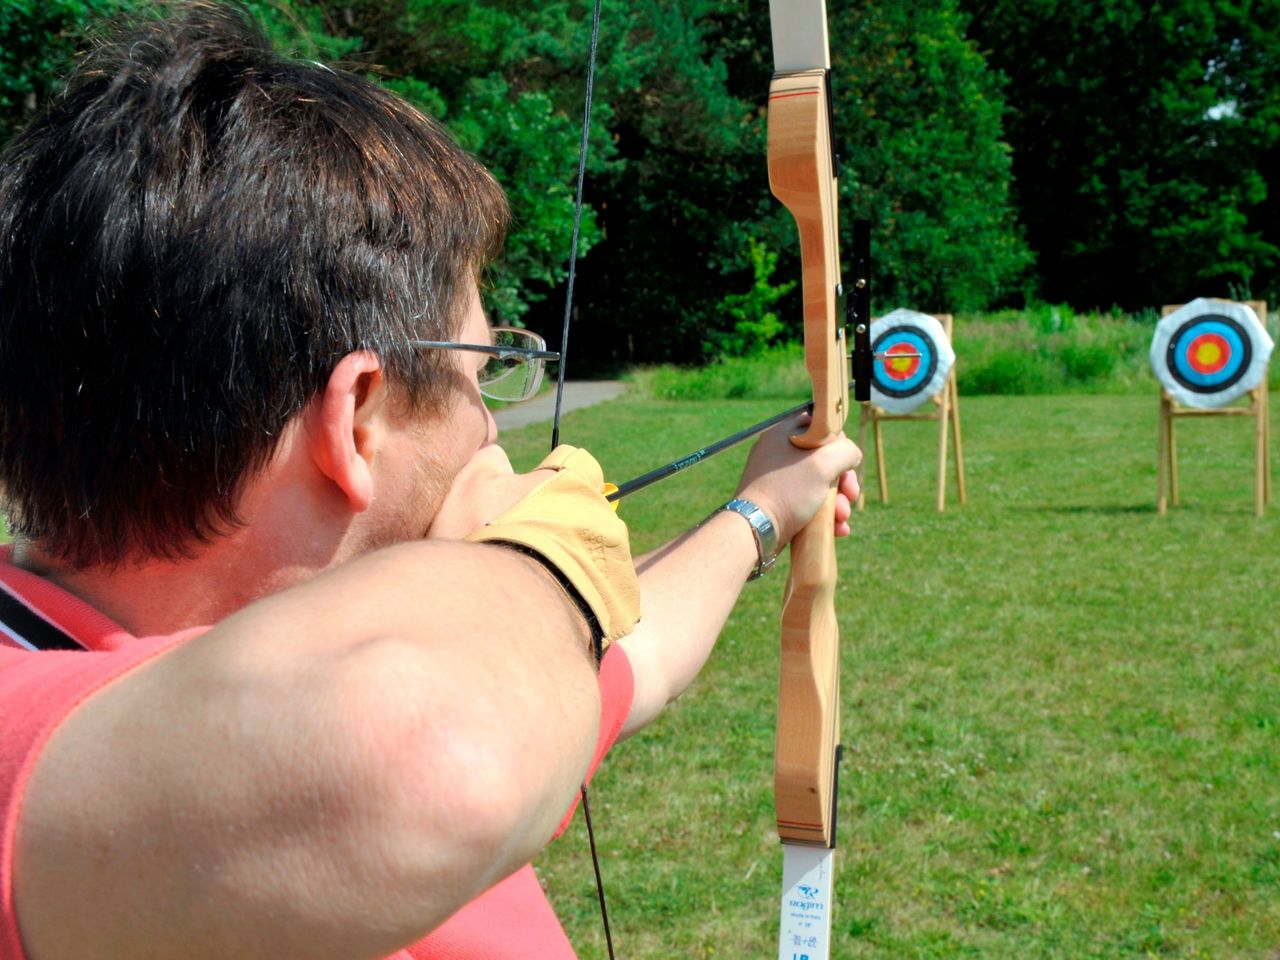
[0,1,509,568]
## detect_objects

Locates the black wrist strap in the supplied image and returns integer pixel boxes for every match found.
[496,542,601,670]
[0,584,83,651]
[499,542,604,665]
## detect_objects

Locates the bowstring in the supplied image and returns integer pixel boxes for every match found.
[550,0,604,450]
[553,1,616,957]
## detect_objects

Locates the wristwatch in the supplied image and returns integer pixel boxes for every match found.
[720,498,778,580]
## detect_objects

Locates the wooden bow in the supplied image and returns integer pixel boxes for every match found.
[766,1,858,955]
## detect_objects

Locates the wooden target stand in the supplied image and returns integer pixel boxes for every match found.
[1157,299,1271,517]
[857,312,967,512]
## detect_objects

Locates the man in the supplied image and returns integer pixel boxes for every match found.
[0,4,860,959]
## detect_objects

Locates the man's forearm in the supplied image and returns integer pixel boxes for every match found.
[618,509,759,736]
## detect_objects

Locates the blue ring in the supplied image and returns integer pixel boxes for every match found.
[872,327,938,397]
[1167,316,1249,393]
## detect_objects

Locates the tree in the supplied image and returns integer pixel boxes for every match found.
[833,0,1032,314]
[962,0,1280,310]
[245,0,613,327]
[0,0,141,146]
[525,0,1033,365]
[528,0,772,367]
[2,0,1039,368]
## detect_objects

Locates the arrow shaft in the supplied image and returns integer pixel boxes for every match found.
[606,400,812,502]
[607,354,916,503]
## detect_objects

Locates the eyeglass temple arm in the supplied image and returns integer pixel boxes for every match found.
[410,340,560,361]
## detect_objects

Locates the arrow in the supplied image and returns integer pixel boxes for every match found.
[607,355,918,502]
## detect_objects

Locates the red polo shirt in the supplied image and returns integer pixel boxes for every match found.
[0,548,633,959]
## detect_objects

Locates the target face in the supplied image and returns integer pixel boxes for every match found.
[869,309,955,414]
[1150,299,1273,408]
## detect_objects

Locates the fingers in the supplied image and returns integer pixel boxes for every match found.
[836,466,861,502]
[427,444,553,539]
[462,443,516,478]
[737,416,863,547]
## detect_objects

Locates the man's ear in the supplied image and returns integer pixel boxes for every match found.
[308,351,389,512]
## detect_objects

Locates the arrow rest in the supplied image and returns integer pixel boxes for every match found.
[847,219,873,402]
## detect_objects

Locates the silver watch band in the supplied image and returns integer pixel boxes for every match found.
[720,498,778,580]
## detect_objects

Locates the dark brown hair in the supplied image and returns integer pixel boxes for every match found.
[0,1,509,567]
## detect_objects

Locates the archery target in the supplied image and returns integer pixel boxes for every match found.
[869,309,955,414]
[1149,298,1274,408]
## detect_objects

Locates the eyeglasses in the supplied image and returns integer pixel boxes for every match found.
[410,326,559,402]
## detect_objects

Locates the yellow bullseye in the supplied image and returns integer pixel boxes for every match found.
[1194,341,1222,366]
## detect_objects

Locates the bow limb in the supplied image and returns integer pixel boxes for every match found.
[767,1,848,956]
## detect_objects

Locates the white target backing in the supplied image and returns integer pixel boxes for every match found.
[1149,299,1273,409]
[869,309,955,414]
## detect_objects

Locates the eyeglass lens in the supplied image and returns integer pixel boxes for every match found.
[479,328,552,402]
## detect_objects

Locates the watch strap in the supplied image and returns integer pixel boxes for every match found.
[720,498,778,580]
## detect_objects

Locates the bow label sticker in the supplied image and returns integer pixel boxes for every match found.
[778,843,834,959]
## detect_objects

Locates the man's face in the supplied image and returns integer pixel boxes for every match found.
[359,285,498,549]
[439,285,501,465]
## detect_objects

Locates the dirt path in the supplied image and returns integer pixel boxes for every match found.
[492,381,627,431]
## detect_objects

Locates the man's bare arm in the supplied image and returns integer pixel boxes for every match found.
[619,417,860,737]
[15,540,600,960]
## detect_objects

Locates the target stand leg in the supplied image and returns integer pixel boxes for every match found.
[874,412,889,504]
[1157,393,1170,515]
[1254,385,1266,516]
[1264,381,1272,505]
[936,378,950,512]
[949,374,968,505]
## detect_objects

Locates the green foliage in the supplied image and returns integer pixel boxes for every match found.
[631,306,1163,400]
[962,0,1280,311]
[955,307,1154,395]
[0,0,140,146]
[629,341,810,401]
[243,1,361,61]
[440,73,601,323]
[7,0,1279,363]
[836,0,1033,314]
[241,0,611,326]
[533,0,770,368]
[705,235,793,358]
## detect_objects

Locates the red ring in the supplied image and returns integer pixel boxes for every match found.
[1185,332,1231,374]
[883,342,921,381]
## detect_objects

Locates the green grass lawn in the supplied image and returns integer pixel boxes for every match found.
[501,391,1280,959]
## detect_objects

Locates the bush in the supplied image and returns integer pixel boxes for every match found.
[955,308,1154,395]
[630,343,811,402]
[632,306,1167,401]
[959,347,1063,395]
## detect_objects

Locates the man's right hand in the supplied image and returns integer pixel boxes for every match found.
[459,446,641,654]
[426,444,558,540]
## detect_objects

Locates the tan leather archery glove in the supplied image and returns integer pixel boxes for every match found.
[465,445,640,659]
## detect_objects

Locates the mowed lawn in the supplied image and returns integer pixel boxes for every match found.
[501,391,1280,959]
